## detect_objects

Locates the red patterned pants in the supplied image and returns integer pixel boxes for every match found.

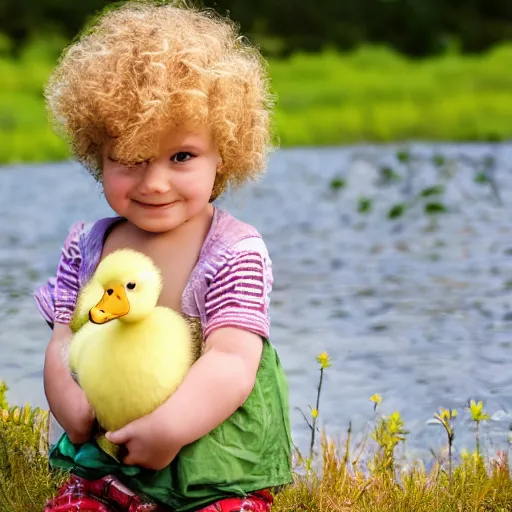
[44,474,273,512]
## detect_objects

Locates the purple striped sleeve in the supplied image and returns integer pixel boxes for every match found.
[34,222,84,325]
[204,250,272,340]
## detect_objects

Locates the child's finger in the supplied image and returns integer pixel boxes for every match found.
[105,428,130,445]
[122,450,137,466]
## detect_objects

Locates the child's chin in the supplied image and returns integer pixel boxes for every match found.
[132,214,183,234]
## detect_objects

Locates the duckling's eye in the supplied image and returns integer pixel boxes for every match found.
[126,282,136,290]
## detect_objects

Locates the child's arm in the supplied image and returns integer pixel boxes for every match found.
[106,326,262,469]
[159,326,263,441]
[106,245,271,469]
[44,322,95,444]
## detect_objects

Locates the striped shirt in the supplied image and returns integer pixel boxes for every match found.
[34,207,273,341]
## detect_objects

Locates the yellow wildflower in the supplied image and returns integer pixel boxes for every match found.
[369,394,382,406]
[468,399,490,422]
[434,407,457,441]
[311,408,319,419]
[438,407,457,423]
[316,352,332,369]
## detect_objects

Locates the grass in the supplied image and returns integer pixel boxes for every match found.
[0,36,70,165]
[273,442,512,512]
[270,44,512,146]
[2,40,512,166]
[2,355,512,511]
[0,382,65,511]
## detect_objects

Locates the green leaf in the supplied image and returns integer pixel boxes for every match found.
[396,150,411,164]
[474,172,489,184]
[425,202,447,215]
[388,203,406,219]
[420,185,445,197]
[358,197,373,214]
[432,154,446,167]
[330,177,346,190]
[379,166,401,183]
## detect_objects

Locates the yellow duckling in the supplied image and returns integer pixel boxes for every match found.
[69,249,194,434]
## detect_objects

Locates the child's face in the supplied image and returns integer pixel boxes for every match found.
[102,126,220,233]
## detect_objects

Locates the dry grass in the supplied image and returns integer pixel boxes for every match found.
[0,382,65,512]
[273,437,512,512]
[2,378,512,512]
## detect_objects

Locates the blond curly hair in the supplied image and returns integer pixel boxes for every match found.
[45,0,274,200]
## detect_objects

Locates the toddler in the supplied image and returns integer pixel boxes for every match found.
[34,2,292,510]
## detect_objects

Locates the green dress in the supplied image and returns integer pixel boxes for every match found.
[49,340,293,511]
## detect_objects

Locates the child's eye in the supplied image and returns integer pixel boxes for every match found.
[171,152,193,163]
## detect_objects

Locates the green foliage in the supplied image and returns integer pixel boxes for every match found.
[432,154,446,167]
[420,185,445,197]
[329,177,346,190]
[379,166,402,184]
[396,150,411,164]
[424,202,448,215]
[0,382,8,409]
[0,37,70,164]
[363,150,458,222]
[358,197,373,214]
[0,381,66,511]
[271,44,512,146]
[475,171,490,184]
[370,411,408,473]
[388,203,407,219]
[5,42,512,164]
[2,0,512,58]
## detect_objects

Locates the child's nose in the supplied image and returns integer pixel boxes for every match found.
[138,163,171,194]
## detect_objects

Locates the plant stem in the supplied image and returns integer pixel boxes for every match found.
[342,421,352,468]
[448,435,453,481]
[309,367,324,460]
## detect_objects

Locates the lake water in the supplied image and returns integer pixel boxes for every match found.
[1,142,511,466]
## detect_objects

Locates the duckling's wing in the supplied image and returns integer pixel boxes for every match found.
[70,280,103,333]
[68,326,91,373]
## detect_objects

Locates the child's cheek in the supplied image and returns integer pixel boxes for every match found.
[103,172,136,205]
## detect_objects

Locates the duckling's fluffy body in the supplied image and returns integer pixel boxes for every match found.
[69,249,194,432]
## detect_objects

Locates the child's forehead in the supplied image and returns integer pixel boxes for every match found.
[160,125,214,146]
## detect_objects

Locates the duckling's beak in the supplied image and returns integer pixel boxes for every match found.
[89,282,130,324]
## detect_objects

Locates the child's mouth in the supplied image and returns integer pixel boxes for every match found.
[134,200,175,209]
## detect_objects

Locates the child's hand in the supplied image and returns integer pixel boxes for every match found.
[105,410,182,470]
